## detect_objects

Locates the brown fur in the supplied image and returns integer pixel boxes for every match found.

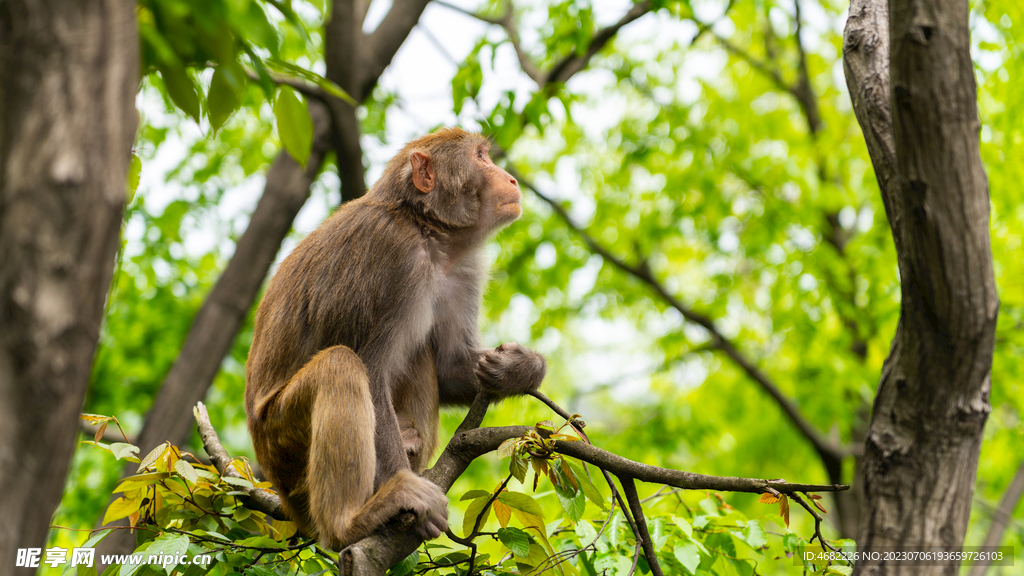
[245,128,547,550]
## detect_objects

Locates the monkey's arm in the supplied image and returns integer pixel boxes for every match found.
[431,272,546,404]
[432,320,485,406]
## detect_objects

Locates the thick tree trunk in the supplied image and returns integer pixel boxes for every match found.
[843,0,998,574]
[0,0,137,571]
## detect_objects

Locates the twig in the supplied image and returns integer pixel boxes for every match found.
[243,68,332,104]
[641,485,681,504]
[528,389,585,429]
[526,391,645,559]
[789,492,841,554]
[436,0,651,87]
[193,402,287,521]
[622,477,665,576]
[791,0,822,135]
[968,456,1024,576]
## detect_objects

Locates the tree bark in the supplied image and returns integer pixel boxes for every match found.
[843,0,998,573]
[0,0,137,570]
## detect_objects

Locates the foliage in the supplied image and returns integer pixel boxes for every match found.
[45,0,1024,573]
[72,415,853,575]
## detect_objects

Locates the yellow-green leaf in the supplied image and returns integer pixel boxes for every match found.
[460,490,490,501]
[462,497,491,536]
[497,437,518,459]
[126,154,141,204]
[174,459,199,484]
[274,86,313,167]
[137,442,168,472]
[494,500,512,528]
[114,472,168,494]
[497,491,545,518]
[103,493,142,524]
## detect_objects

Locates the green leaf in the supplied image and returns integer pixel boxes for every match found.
[510,453,529,483]
[497,527,531,558]
[674,542,701,575]
[118,540,152,576]
[554,484,586,522]
[742,519,768,549]
[244,2,279,56]
[462,496,491,536]
[126,155,141,204]
[671,515,693,539]
[388,551,419,576]
[727,557,755,576]
[157,64,201,123]
[142,533,189,575]
[566,460,605,509]
[274,86,313,167]
[496,491,545,518]
[208,64,245,132]
[460,490,491,501]
[265,59,356,105]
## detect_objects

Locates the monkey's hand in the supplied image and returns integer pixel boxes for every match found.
[476,342,546,397]
[399,473,449,541]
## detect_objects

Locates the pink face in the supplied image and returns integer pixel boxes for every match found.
[472,142,521,229]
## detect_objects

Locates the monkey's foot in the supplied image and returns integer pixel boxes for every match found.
[391,470,449,540]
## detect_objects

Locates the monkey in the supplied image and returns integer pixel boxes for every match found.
[244,128,547,551]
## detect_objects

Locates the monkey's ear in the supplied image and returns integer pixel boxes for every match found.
[410,151,435,193]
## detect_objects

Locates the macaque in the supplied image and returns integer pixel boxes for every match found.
[244,128,547,550]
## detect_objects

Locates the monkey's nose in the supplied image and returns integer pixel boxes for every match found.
[509,176,518,187]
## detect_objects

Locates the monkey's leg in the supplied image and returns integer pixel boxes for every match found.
[392,345,440,472]
[278,346,448,550]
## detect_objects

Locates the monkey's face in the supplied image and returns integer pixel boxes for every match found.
[472,142,522,232]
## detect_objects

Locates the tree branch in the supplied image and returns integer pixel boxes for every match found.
[512,170,848,464]
[438,0,651,88]
[190,391,846,575]
[968,457,1024,576]
[360,0,434,98]
[842,0,896,187]
[544,0,651,85]
[622,477,665,576]
[845,0,998,558]
[791,0,822,135]
[194,402,286,521]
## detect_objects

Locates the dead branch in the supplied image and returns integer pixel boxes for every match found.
[193,402,286,521]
